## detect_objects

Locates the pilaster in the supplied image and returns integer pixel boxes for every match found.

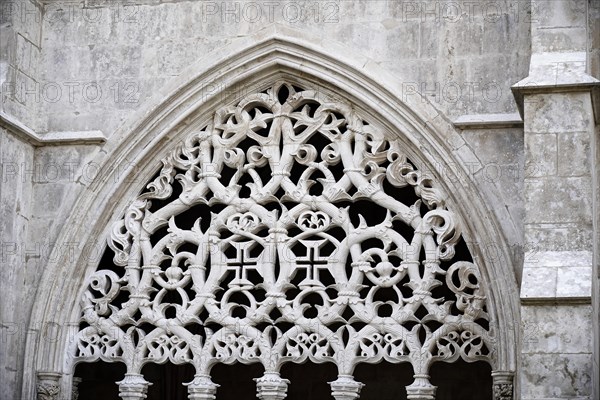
[512,2,598,399]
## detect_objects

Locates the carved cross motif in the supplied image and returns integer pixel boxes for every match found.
[224,241,260,288]
[295,239,331,288]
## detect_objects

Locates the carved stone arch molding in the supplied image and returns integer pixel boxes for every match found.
[23,27,518,400]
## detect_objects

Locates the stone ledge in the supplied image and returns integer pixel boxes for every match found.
[521,297,592,305]
[0,112,106,146]
[453,113,523,129]
[521,251,593,302]
[511,52,600,122]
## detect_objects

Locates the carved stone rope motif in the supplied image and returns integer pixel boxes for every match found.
[72,81,495,392]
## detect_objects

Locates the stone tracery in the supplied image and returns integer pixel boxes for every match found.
[71,81,496,399]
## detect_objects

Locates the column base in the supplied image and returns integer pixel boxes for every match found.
[329,375,364,400]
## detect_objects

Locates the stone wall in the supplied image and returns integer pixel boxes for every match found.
[37,0,530,135]
[0,128,34,400]
[0,0,42,130]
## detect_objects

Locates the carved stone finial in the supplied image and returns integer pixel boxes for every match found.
[184,375,220,400]
[117,373,152,400]
[36,372,61,400]
[492,371,514,400]
[255,372,290,400]
[406,374,437,400]
[329,375,364,400]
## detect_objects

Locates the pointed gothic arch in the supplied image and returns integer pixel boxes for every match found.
[23,29,519,400]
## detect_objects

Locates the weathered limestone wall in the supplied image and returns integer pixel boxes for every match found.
[0,0,42,130]
[592,120,600,400]
[1,1,42,398]
[516,1,598,399]
[588,3,600,399]
[37,0,530,135]
[0,129,34,400]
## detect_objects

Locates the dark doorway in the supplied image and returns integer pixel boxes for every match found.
[430,359,493,400]
[354,362,414,400]
[74,361,125,399]
[281,362,338,400]
[210,362,264,399]
[74,359,492,399]
[142,363,195,400]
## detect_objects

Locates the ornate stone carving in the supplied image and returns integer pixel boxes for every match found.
[184,375,219,400]
[329,375,364,400]
[117,374,152,400]
[406,374,436,400]
[255,372,290,400]
[72,81,496,395]
[493,383,513,400]
[36,372,61,400]
[492,371,514,400]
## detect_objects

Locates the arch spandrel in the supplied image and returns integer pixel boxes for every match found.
[23,30,518,400]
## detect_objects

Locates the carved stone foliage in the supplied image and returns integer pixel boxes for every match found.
[72,81,495,379]
[37,372,61,400]
[493,383,513,400]
[37,383,60,400]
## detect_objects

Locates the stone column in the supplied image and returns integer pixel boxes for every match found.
[72,377,82,400]
[36,372,61,400]
[491,371,514,400]
[117,374,152,400]
[405,374,436,400]
[184,375,219,400]
[255,372,290,400]
[329,375,364,400]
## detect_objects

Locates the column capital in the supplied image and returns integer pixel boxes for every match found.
[117,373,152,400]
[329,375,364,400]
[406,374,437,400]
[184,374,219,400]
[491,371,514,400]
[36,372,61,400]
[255,372,290,400]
